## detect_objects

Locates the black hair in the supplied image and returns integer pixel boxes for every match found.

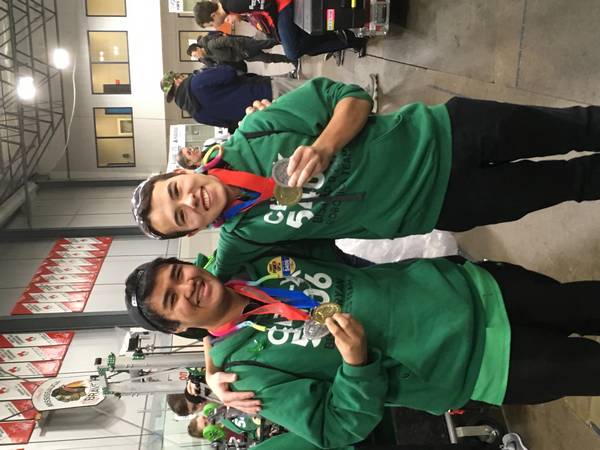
[135,172,193,239]
[187,43,201,56]
[193,1,219,26]
[167,393,203,416]
[188,417,205,438]
[125,257,183,333]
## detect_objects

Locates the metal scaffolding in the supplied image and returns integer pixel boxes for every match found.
[0,0,66,223]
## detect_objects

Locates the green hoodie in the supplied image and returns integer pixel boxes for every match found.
[209,252,510,449]
[213,77,452,279]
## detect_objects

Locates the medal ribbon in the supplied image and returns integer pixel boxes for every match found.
[208,168,275,221]
[209,282,317,337]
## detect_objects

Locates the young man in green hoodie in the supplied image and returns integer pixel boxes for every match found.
[133,77,600,279]
[124,246,600,450]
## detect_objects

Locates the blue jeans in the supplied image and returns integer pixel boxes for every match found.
[277,4,350,60]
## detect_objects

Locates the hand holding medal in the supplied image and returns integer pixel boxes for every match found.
[325,313,368,366]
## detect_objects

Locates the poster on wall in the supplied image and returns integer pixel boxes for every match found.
[23,282,94,293]
[31,377,104,411]
[0,399,37,420]
[0,346,68,363]
[17,291,89,304]
[0,380,44,401]
[0,332,73,348]
[0,361,62,379]
[168,0,184,12]
[0,420,35,444]
[11,302,85,314]
[12,237,112,315]
[31,273,98,284]
[46,257,105,268]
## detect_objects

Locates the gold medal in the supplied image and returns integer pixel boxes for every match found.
[311,302,341,324]
[273,185,302,206]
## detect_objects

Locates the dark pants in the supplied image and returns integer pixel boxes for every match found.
[435,97,600,231]
[242,38,292,64]
[277,4,351,60]
[477,260,600,404]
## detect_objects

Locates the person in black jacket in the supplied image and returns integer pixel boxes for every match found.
[196,32,292,64]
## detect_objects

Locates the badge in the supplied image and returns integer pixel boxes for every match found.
[303,320,330,340]
[271,158,292,186]
[311,303,341,324]
[273,185,303,206]
[266,256,296,277]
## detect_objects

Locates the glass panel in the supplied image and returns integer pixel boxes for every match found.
[94,108,133,137]
[86,0,126,16]
[96,138,135,167]
[89,31,129,63]
[90,63,130,94]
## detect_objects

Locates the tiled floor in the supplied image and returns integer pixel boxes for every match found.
[286,1,600,449]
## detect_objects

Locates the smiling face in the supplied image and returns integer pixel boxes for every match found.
[146,263,232,332]
[181,146,203,166]
[148,171,228,237]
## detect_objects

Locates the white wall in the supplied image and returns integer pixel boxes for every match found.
[40,0,168,180]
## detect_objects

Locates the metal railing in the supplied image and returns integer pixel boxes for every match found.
[0,0,66,224]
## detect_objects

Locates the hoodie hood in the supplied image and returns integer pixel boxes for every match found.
[174,75,202,116]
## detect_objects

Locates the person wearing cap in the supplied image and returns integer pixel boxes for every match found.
[124,248,594,449]
[160,66,303,131]
[136,76,600,279]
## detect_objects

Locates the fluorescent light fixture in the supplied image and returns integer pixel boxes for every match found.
[52,48,70,69]
[112,45,119,56]
[99,50,105,62]
[16,76,36,100]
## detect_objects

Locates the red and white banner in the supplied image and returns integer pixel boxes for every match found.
[56,237,112,245]
[35,263,98,275]
[46,257,104,267]
[0,332,73,348]
[11,236,112,316]
[0,380,43,401]
[0,420,35,444]
[17,291,89,303]
[23,282,94,293]
[48,250,108,259]
[11,302,85,315]
[0,400,37,420]
[0,361,61,379]
[0,346,67,363]
[31,273,98,284]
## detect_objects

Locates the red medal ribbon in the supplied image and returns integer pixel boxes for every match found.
[209,168,275,205]
[210,282,310,337]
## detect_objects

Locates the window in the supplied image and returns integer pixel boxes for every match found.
[86,0,126,16]
[88,31,131,94]
[94,107,135,167]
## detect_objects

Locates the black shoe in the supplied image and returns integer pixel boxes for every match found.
[339,29,368,57]
[325,50,345,66]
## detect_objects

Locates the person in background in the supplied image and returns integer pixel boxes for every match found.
[197,32,293,65]
[193,0,367,77]
[160,67,302,131]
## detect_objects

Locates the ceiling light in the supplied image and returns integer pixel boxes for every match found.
[16,76,36,100]
[52,48,70,69]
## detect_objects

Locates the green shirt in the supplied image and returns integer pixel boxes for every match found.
[213,77,452,279]
[209,252,510,449]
